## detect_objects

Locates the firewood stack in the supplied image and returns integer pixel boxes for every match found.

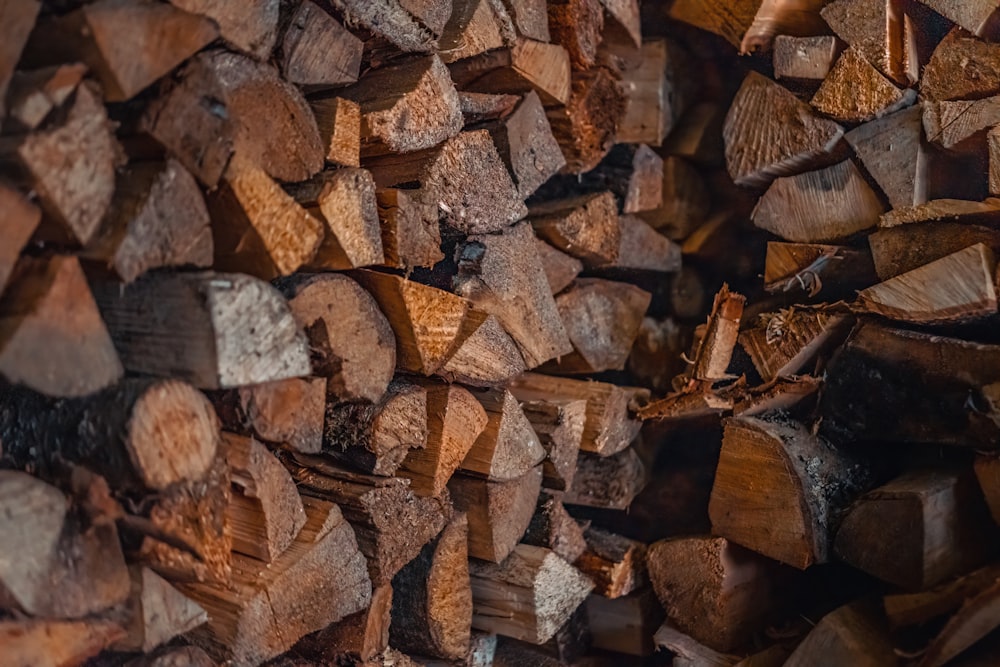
[4,0,1000,665]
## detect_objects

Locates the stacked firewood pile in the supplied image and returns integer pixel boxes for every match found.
[3,0,1000,665]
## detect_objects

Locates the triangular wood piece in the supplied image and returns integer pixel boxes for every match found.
[869,222,1000,280]
[438,310,526,388]
[448,38,572,106]
[116,566,208,653]
[460,389,545,482]
[856,243,998,324]
[922,28,1000,102]
[821,0,906,83]
[919,579,1000,667]
[918,0,1000,37]
[811,47,907,123]
[923,94,1000,150]
[784,602,898,667]
[739,310,850,382]
[846,104,927,209]
[724,71,844,189]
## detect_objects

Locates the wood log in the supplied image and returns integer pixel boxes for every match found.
[126,645,217,667]
[665,101,727,166]
[543,278,651,374]
[182,496,372,666]
[872,222,1000,279]
[586,588,664,657]
[511,373,646,457]
[0,619,125,667]
[22,0,217,102]
[774,35,840,82]
[919,579,1000,667]
[845,104,927,210]
[627,316,692,394]
[376,188,444,270]
[295,583,392,664]
[738,309,850,382]
[922,28,1000,102]
[115,566,208,653]
[544,66,625,173]
[470,544,594,644]
[669,0,827,54]
[883,562,1000,629]
[94,271,311,389]
[439,310,527,388]
[437,0,507,64]
[688,284,745,384]
[500,0,549,41]
[207,155,324,279]
[223,433,307,563]
[992,126,1000,197]
[923,95,1000,151]
[975,454,1000,524]
[0,0,40,121]
[575,527,646,599]
[482,90,566,199]
[547,0,605,69]
[577,144,663,214]
[653,624,738,667]
[521,490,588,563]
[339,55,462,155]
[563,447,646,510]
[764,242,877,297]
[448,467,543,562]
[616,39,685,146]
[285,168,385,271]
[529,191,621,267]
[366,130,527,234]
[640,156,711,239]
[280,0,362,89]
[0,255,123,398]
[4,62,87,132]
[821,0,906,83]
[810,47,908,123]
[398,382,489,497]
[323,379,428,476]
[309,97,361,167]
[284,451,452,584]
[10,82,121,245]
[0,182,39,297]
[276,272,395,402]
[646,536,785,652]
[459,90,521,123]
[855,243,998,324]
[460,388,546,481]
[710,416,874,569]
[917,0,1000,37]
[454,222,573,368]
[879,199,1000,228]
[391,513,473,660]
[351,269,470,376]
[327,0,439,53]
[752,160,886,242]
[724,71,844,189]
[783,602,897,667]
[519,397,585,491]
[82,159,212,283]
[536,240,583,294]
[448,38,571,106]
[214,376,326,454]
[169,0,278,59]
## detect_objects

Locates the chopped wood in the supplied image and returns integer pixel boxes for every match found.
[764,242,877,296]
[0,256,123,397]
[653,624,739,667]
[448,467,543,562]
[918,579,1000,666]
[455,222,573,368]
[437,0,506,64]
[501,0,550,41]
[577,144,663,215]
[536,239,583,294]
[280,0,362,89]
[883,562,1000,630]
[323,379,427,476]
[0,619,125,667]
[710,416,874,569]
[519,396,585,491]
[83,159,213,283]
[223,433,307,563]
[376,188,443,270]
[845,104,927,210]
[627,316,691,394]
[575,527,646,599]
[295,584,393,664]
[821,0,906,83]
[665,101,727,166]
[724,71,844,189]
[459,90,521,123]
[0,182,39,297]
[640,156,711,238]
[94,271,311,389]
[397,0,453,37]
[169,0,278,59]
[752,160,886,242]
[834,469,995,591]
[448,38,572,105]
[483,91,566,199]
[470,544,594,644]
[23,0,217,102]
[309,97,361,167]
[689,284,745,384]
[460,388,545,481]
[545,66,626,173]
[126,645,217,667]
[880,198,1000,227]
[4,62,87,132]
[616,39,684,146]
[773,35,840,82]
[220,376,326,454]
[115,565,208,653]
[183,496,372,666]
[398,382,489,496]
[439,310,527,388]
[855,243,998,324]
[326,0,438,53]
[547,0,605,69]
[0,0,40,120]
[564,447,646,509]
[529,191,621,267]
[606,214,681,273]
[391,513,473,660]
[586,588,664,657]
[992,126,1000,197]
[923,95,1000,151]
[783,601,897,667]
[521,490,588,563]
[922,29,1000,101]
[917,0,1000,37]
[810,47,908,123]
[975,454,1000,524]
[739,309,850,382]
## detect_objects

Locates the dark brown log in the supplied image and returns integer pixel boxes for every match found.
[547,0,604,69]
[459,90,521,123]
[586,587,663,657]
[0,0,40,120]
[809,47,908,123]
[529,191,621,267]
[482,90,566,199]
[519,396,585,491]
[114,565,208,653]
[327,0,439,53]
[664,102,727,167]
[923,96,1000,151]
[670,0,827,54]
[521,490,588,563]
[169,0,278,59]
[917,0,1000,37]
[295,583,392,664]
[655,625,739,666]
[616,39,686,146]
[125,645,217,667]
[448,467,542,562]
[738,309,850,382]
[216,376,326,454]
[437,0,507,64]
[575,527,646,599]
[545,66,625,174]
[764,241,877,297]
[0,619,125,667]
[460,389,545,481]
[536,239,583,294]
[280,0,362,89]
[0,182,39,297]
[784,603,897,667]
[639,156,710,239]
[376,188,444,270]
[581,144,664,215]
[309,97,361,167]
[448,38,572,105]
[922,28,1000,101]
[774,35,840,82]
[564,447,646,510]
[4,62,87,132]
[821,0,906,83]
[500,0,549,41]
[879,199,1000,228]
[439,310,527,388]
[845,104,927,210]
[975,454,1000,524]
[883,563,1000,630]
[627,316,692,394]
[919,579,1000,667]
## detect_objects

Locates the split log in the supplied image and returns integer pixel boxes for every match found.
[94,271,311,389]
[276,272,395,402]
[752,161,886,242]
[547,0,605,69]
[439,310,527,388]
[115,566,208,653]
[82,159,213,283]
[437,0,507,64]
[710,416,874,569]
[834,469,996,590]
[309,97,361,167]
[616,39,685,146]
[215,376,327,454]
[0,619,125,667]
[500,0,549,41]
[764,242,877,297]
[526,603,592,664]
[0,182,39,296]
[482,91,566,199]
[339,55,462,155]
[563,447,646,510]
[536,240,583,294]
[783,602,897,667]
[391,514,473,660]
[923,95,1000,151]
[646,536,785,652]
[323,379,428,476]
[398,382,489,497]
[821,0,906,83]
[326,0,439,53]
[921,29,1000,102]
[845,104,927,210]
[579,144,664,214]
[879,199,1000,228]
[460,389,545,481]
[183,496,372,666]
[544,66,626,173]
[295,584,392,665]
[774,35,840,82]
[207,155,324,279]
[919,579,1000,667]
[529,191,621,267]
[855,243,998,324]
[454,222,573,368]
[688,284,745,385]
[11,82,120,245]
[169,0,278,59]
[126,645,217,667]
[23,0,217,102]
[640,156,711,239]
[519,396,586,491]
[510,373,646,457]
[0,255,123,397]
[543,278,651,374]
[280,0,362,89]
[351,270,470,376]
[376,188,444,270]
[975,454,1000,524]
[586,588,664,657]
[669,0,827,54]
[284,451,452,584]
[396,0,452,38]
[575,527,646,599]
[459,90,521,123]
[470,544,594,644]
[738,309,850,382]
[627,316,692,394]
[285,168,384,270]
[653,624,738,667]
[521,490,588,563]
[883,563,1000,629]
[0,0,40,120]
[917,0,1000,37]
[448,38,572,105]
[448,466,542,562]
[224,433,307,563]
[665,101,727,166]
[810,47,909,123]
[724,71,844,189]
[4,62,87,132]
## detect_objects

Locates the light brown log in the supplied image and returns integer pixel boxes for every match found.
[115,566,208,653]
[4,62,86,132]
[500,0,549,41]
[438,0,507,64]
[448,38,572,106]
[783,602,897,667]
[96,271,310,389]
[922,28,1000,102]
[439,310,527,388]
[879,198,1000,228]
[917,0,999,37]
[391,513,473,660]
[670,0,827,54]
[764,242,877,296]
[0,182,39,297]
[448,467,543,562]
[295,583,392,664]
[616,39,687,146]
[376,188,444,270]
[183,496,372,666]
[169,0,278,58]
[459,90,521,123]
[223,433,307,563]
[529,192,621,267]
[690,284,745,384]
[454,222,573,368]
[586,588,664,657]
[217,376,326,454]
[0,0,40,120]
[460,389,546,481]
[821,0,906,83]
[563,447,646,509]
[323,379,428,476]
[0,256,123,397]
[845,104,927,210]
[399,382,489,497]
[773,35,840,81]
[520,397,585,491]
[536,240,583,294]
[923,95,1000,151]
[281,0,362,89]
[752,160,885,242]
[639,156,711,239]
[483,90,566,199]
[0,619,125,667]
[327,0,439,53]
[739,310,850,382]
[83,159,212,283]
[521,490,588,564]
[810,47,908,123]
[724,71,844,189]
[545,66,625,173]
[23,0,217,102]
[547,0,605,69]
[470,544,594,644]
[309,97,361,167]
[575,527,646,600]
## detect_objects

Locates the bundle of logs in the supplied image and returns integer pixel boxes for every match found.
[4,0,1000,665]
